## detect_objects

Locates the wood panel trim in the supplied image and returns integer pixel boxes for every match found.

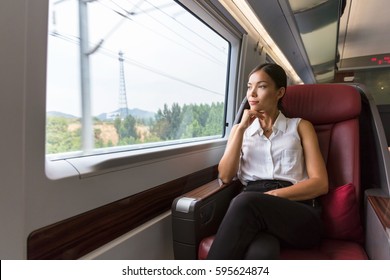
[368,196,390,230]
[27,165,218,259]
[182,179,243,200]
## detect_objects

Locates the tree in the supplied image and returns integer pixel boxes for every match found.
[204,102,224,136]
[46,116,81,153]
[153,103,182,140]
[152,102,224,140]
[114,115,138,144]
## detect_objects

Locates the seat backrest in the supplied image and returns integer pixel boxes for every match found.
[282,84,361,199]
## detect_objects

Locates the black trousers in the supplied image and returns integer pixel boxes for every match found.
[207,180,322,260]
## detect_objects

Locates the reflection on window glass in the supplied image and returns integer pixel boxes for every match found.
[46,0,230,158]
[353,68,390,105]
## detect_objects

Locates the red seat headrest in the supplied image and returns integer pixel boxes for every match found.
[282,84,361,125]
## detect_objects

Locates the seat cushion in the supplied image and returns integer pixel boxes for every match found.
[320,183,364,243]
[198,183,366,260]
[280,239,368,260]
[198,235,215,260]
[198,236,368,260]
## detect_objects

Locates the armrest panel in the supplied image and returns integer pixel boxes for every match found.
[366,195,390,259]
[172,179,242,259]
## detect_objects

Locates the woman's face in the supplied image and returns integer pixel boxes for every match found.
[246,70,284,112]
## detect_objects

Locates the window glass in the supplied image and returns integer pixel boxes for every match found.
[46,0,230,158]
[353,68,390,105]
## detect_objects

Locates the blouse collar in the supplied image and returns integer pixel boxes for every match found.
[247,111,287,136]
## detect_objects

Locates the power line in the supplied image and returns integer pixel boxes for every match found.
[49,0,227,97]
[143,0,226,54]
[52,0,227,66]
[97,0,227,66]
[131,0,227,65]
[101,47,226,97]
[49,31,225,97]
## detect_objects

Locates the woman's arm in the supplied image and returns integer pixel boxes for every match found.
[266,119,328,200]
[217,124,244,184]
[218,109,262,184]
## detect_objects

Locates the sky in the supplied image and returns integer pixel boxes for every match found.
[46,0,230,117]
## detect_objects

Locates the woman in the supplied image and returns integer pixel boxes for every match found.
[207,63,328,259]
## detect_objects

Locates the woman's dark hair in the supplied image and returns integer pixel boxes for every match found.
[249,63,287,110]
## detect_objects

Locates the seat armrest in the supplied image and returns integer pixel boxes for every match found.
[171,179,242,259]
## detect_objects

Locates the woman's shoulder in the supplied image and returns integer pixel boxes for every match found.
[282,115,315,136]
[297,118,314,128]
[283,112,313,127]
[297,118,316,137]
[283,114,302,129]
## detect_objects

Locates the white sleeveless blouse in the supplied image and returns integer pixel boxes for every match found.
[238,112,308,185]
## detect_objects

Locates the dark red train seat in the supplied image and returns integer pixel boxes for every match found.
[173,84,368,260]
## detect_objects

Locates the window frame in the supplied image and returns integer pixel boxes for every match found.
[45,0,243,180]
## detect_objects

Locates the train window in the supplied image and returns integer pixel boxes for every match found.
[46,0,230,160]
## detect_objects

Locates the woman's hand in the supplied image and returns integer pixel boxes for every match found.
[239,109,263,129]
[264,190,278,196]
